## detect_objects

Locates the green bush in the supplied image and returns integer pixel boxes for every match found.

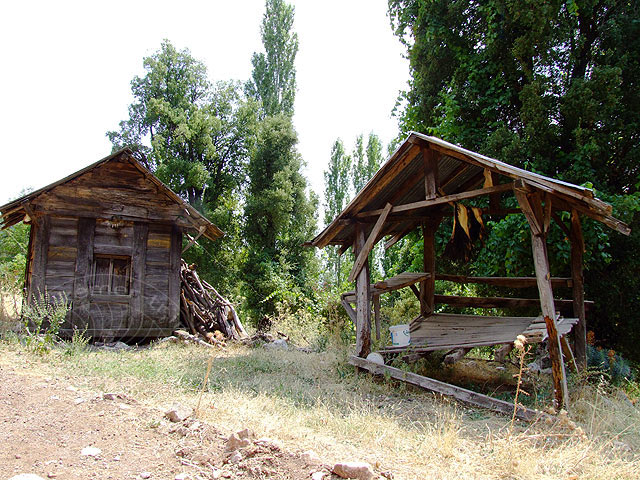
[22,291,71,354]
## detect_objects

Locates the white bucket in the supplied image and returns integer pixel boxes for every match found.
[389,324,410,347]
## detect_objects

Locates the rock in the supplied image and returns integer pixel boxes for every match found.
[174,474,189,480]
[80,446,101,457]
[236,428,254,439]
[301,450,321,465]
[103,392,120,400]
[113,341,131,350]
[165,405,193,423]
[66,386,78,392]
[527,361,541,373]
[139,472,151,479]
[74,398,85,405]
[228,451,243,464]
[264,339,288,350]
[226,433,251,451]
[9,475,47,480]
[311,472,327,480]
[332,461,375,480]
[254,437,282,451]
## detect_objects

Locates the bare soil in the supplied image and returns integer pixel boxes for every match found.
[0,362,323,480]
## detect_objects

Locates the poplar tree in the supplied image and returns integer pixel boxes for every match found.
[243,0,317,328]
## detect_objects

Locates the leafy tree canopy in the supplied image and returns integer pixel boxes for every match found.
[247,0,299,117]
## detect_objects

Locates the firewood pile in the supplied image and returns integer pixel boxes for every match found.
[179,260,247,342]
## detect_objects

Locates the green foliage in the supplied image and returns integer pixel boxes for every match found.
[108,40,259,301]
[389,0,640,361]
[108,40,258,209]
[247,0,298,117]
[0,223,29,292]
[22,291,70,354]
[587,345,634,385]
[243,115,318,328]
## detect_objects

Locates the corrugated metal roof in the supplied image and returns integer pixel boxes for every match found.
[311,133,629,250]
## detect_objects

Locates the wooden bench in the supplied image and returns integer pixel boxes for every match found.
[377,313,579,354]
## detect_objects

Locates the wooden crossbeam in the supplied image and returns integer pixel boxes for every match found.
[349,355,547,422]
[349,203,393,283]
[357,183,514,219]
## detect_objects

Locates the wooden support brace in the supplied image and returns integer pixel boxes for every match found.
[373,294,381,341]
[349,203,392,283]
[570,209,587,370]
[353,224,371,358]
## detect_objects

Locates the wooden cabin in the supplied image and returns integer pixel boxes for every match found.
[310,133,630,412]
[0,149,222,341]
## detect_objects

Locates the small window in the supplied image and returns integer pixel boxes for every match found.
[92,255,131,295]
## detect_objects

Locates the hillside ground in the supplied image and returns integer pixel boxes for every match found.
[1,335,638,480]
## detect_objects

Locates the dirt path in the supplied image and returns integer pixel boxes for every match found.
[0,363,320,480]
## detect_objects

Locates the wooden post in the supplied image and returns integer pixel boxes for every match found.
[353,223,371,357]
[420,216,442,317]
[131,222,148,331]
[29,215,50,302]
[168,225,182,328]
[72,217,95,331]
[570,210,587,370]
[516,188,569,410]
[373,294,381,341]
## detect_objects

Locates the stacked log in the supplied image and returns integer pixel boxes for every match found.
[179,260,247,342]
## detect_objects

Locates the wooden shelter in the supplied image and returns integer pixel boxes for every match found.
[0,149,223,340]
[310,133,630,411]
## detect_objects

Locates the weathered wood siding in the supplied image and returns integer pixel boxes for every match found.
[24,158,186,339]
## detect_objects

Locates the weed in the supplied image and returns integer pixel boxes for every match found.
[21,290,70,354]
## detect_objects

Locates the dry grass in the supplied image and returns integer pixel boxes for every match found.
[0,289,21,336]
[0,340,638,480]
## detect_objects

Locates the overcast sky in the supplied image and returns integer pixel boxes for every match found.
[0,0,409,209]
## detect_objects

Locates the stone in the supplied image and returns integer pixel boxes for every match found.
[311,472,327,480]
[74,398,85,405]
[236,428,254,439]
[103,393,120,400]
[332,461,375,480]
[9,476,47,480]
[254,437,282,451]
[264,339,288,350]
[301,450,321,465]
[174,474,189,480]
[66,386,78,392]
[139,472,151,479]
[228,451,243,464]
[80,446,101,457]
[165,405,193,423]
[226,433,251,451]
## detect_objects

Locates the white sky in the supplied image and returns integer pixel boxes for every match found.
[0,0,409,208]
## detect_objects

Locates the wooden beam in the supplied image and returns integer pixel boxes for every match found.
[514,187,543,235]
[72,217,95,330]
[516,186,569,409]
[436,273,572,288]
[357,183,514,219]
[340,297,357,324]
[182,225,206,254]
[551,211,571,238]
[29,215,50,302]
[349,355,547,422]
[373,294,381,341]
[315,144,421,248]
[433,294,592,312]
[353,224,371,358]
[570,210,587,370]
[423,147,438,200]
[440,163,469,190]
[421,216,442,316]
[349,203,392,283]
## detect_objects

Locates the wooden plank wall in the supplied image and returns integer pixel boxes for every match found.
[143,224,172,330]
[26,212,181,339]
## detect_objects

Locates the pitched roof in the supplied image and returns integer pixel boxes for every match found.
[0,148,223,241]
[311,132,629,249]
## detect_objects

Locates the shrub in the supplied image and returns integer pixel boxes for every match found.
[22,290,71,354]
